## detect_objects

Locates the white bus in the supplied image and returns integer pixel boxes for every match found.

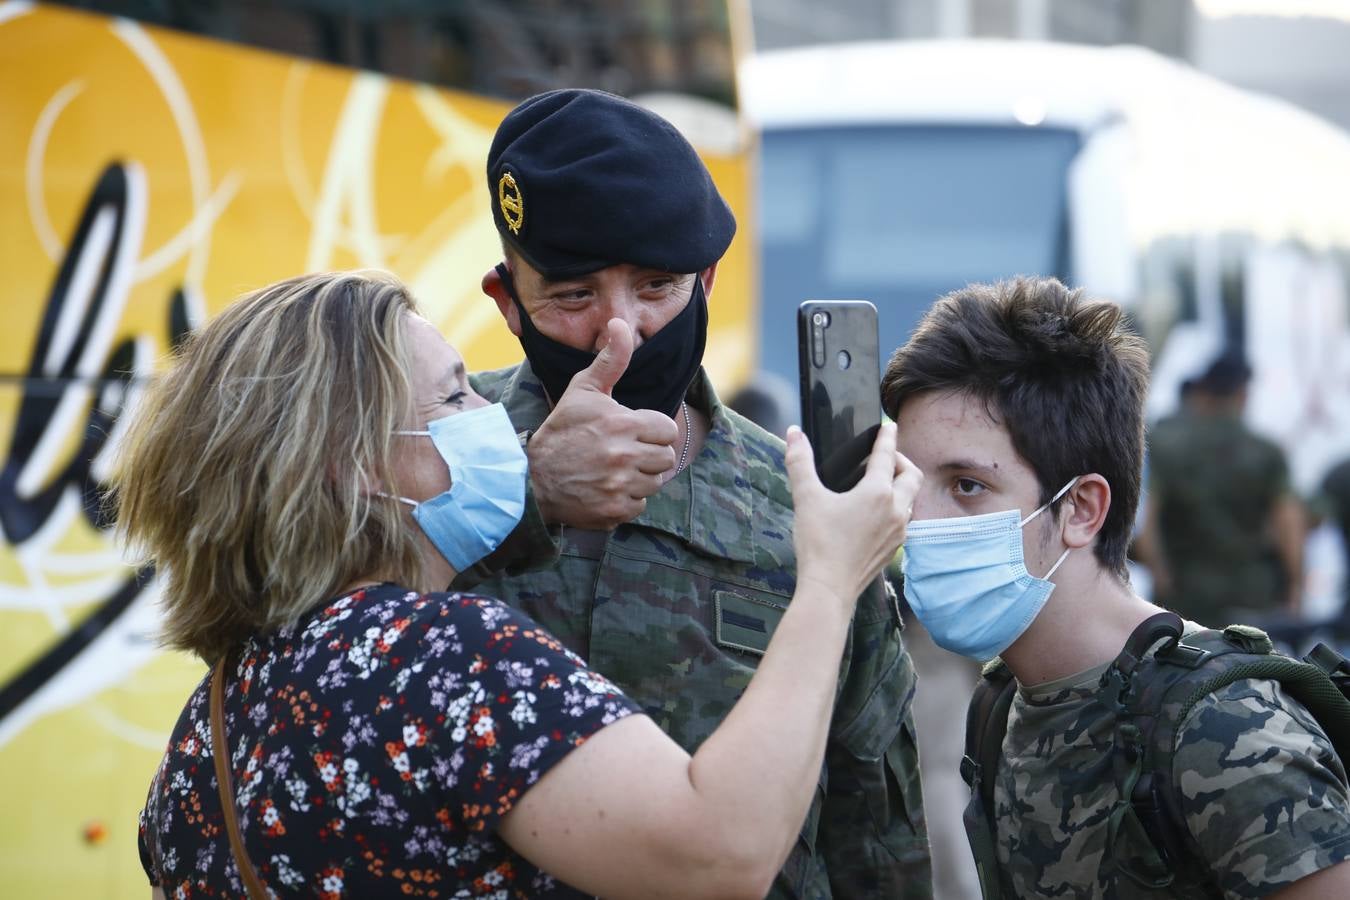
[742,40,1350,510]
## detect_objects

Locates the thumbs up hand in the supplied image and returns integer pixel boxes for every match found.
[529,319,681,530]
[566,317,635,398]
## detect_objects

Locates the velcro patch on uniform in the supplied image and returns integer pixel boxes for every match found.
[714,590,786,656]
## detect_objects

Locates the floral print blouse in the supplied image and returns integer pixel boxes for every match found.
[138,584,639,898]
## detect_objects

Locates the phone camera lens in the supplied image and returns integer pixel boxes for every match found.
[812,312,825,326]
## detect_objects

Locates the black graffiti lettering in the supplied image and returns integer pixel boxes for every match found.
[0,162,195,726]
[1,163,139,543]
[0,564,155,722]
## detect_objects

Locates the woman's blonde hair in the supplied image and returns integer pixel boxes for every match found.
[108,271,427,661]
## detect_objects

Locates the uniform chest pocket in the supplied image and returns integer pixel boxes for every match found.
[713,589,787,656]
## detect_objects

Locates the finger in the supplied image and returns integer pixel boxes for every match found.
[862,421,900,482]
[628,473,666,500]
[632,409,680,446]
[892,452,923,505]
[784,425,824,500]
[596,496,647,530]
[893,449,921,486]
[634,444,678,476]
[568,318,634,396]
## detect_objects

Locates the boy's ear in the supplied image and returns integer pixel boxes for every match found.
[1061,474,1111,550]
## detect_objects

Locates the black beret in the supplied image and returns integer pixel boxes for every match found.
[486,89,736,280]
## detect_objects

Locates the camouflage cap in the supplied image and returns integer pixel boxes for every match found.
[486,89,736,280]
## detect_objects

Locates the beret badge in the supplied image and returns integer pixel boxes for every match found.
[497,170,524,235]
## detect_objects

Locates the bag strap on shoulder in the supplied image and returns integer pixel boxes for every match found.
[211,655,270,900]
[961,658,1018,900]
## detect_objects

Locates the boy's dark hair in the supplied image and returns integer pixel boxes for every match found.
[882,277,1149,576]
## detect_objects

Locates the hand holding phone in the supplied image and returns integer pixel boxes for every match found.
[797,300,882,492]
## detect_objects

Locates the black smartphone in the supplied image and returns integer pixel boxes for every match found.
[797,300,882,492]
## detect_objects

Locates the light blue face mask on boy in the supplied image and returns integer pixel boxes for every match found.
[390,403,527,573]
[901,477,1078,661]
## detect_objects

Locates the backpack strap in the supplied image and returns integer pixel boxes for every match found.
[1167,638,1350,762]
[1306,642,1350,683]
[1100,611,1202,892]
[961,658,1018,900]
[1108,619,1350,897]
[1300,642,1350,759]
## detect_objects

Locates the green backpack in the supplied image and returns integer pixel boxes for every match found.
[960,611,1350,898]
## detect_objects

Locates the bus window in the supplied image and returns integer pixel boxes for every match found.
[758,124,1081,389]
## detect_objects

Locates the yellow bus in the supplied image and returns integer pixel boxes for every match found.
[0,2,753,894]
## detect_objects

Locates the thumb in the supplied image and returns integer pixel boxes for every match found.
[569,318,633,396]
[784,425,825,500]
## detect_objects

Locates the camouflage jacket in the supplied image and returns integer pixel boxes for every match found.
[1147,413,1291,622]
[458,361,932,899]
[992,620,1350,898]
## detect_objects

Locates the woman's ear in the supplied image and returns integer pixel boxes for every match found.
[1060,474,1111,550]
[328,457,386,498]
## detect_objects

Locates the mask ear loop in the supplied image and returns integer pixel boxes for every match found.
[1019,476,1080,526]
[1044,546,1073,579]
[1022,476,1080,580]
[383,431,432,507]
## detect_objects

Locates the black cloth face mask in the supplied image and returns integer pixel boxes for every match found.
[495,263,708,418]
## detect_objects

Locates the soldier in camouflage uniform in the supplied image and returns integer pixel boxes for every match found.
[458,89,932,897]
[882,277,1350,897]
[1137,352,1305,625]
[1317,457,1350,606]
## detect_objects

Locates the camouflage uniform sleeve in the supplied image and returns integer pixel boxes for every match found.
[1255,435,1292,507]
[818,575,933,898]
[1174,678,1350,898]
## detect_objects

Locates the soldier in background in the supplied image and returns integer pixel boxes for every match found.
[460,89,932,897]
[1136,351,1305,625]
[1320,457,1350,608]
[883,277,1350,897]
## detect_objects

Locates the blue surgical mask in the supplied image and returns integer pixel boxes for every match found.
[389,403,527,572]
[901,478,1078,661]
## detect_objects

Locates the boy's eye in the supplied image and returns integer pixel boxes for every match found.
[954,478,985,496]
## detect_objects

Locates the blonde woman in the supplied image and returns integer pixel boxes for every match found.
[116,271,920,900]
